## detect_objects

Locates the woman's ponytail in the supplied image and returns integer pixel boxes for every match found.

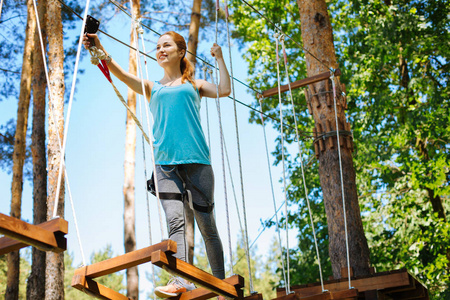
[180,56,196,88]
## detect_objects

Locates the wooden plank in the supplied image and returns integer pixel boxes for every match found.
[281,270,411,298]
[74,240,177,279]
[72,273,131,300]
[174,276,245,300]
[0,217,68,255]
[0,214,67,254]
[329,289,358,299]
[152,250,243,299]
[262,69,341,98]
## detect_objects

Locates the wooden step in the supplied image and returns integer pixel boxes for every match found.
[151,250,244,299]
[0,213,68,254]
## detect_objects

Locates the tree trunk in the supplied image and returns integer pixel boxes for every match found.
[297,0,371,278]
[124,1,140,298]
[27,0,48,298]
[5,1,36,299]
[185,0,203,265]
[45,0,65,298]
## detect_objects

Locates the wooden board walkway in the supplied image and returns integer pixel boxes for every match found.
[276,269,428,300]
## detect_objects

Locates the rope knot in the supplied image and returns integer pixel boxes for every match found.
[135,19,144,34]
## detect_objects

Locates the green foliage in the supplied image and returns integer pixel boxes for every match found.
[231,234,280,298]
[65,245,126,299]
[230,0,449,297]
[0,250,31,299]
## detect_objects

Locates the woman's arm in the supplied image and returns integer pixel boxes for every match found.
[197,43,231,98]
[83,33,153,100]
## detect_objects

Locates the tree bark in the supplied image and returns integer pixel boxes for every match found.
[297,0,371,278]
[27,0,48,298]
[5,1,36,299]
[185,0,203,265]
[45,0,65,298]
[124,1,140,298]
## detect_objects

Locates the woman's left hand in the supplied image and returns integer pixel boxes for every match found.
[210,43,223,59]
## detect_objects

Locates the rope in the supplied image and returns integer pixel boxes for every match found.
[214,0,234,275]
[52,0,91,219]
[203,67,212,149]
[331,75,353,289]
[238,0,333,72]
[31,0,87,265]
[258,97,288,293]
[280,36,326,292]
[274,32,291,292]
[223,0,254,292]
[130,11,158,299]
[137,23,166,241]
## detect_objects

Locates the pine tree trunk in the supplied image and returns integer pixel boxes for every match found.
[185,0,203,265]
[45,0,65,298]
[5,0,35,299]
[27,0,48,298]
[297,0,371,278]
[124,1,140,298]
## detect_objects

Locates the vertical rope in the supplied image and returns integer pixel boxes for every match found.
[214,1,234,274]
[223,0,254,291]
[258,97,288,294]
[137,21,166,240]
[331,76,352,289]
[274,32,291,292]
[202,67,212,150]
[32,0,87,265]
[52,0,91,218]
[131,15,158,299]
[280,36,326,292]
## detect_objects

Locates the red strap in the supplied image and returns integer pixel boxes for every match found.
[97,59,111,82]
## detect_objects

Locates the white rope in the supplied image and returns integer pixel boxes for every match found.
[258,97,288,294]
[213,3,234,274]
[223,0,254,291]
[331,75,353,289]
[52,0,91,219]
[280,36,326,292]
[274,32,291,292]
[137,29,166,240]
[202,67,212,150]
[211,66,234,275]
[32,0,87,265]
[131,12,158,299]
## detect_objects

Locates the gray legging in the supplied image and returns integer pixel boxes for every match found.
[155,164,225,279]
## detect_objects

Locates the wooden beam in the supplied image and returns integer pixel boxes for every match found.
[0,214,68,254]
[74,240,177,279]
[262,69,341,98]
[72,273,132,300]
[279,270,413,298]
[152,250,244,299]
[0,217,68,255]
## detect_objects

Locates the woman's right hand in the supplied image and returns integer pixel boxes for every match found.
[83,33,101,50]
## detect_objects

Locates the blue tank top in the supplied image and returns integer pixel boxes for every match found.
[149,81,210,165]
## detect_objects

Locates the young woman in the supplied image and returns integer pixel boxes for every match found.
[83,31,231,297]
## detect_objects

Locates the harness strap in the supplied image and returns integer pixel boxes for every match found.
[147,174,214,214]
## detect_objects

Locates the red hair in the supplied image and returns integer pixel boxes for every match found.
[161,31,196,88]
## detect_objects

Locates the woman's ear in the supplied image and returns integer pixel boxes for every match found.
[179,49,186,58]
